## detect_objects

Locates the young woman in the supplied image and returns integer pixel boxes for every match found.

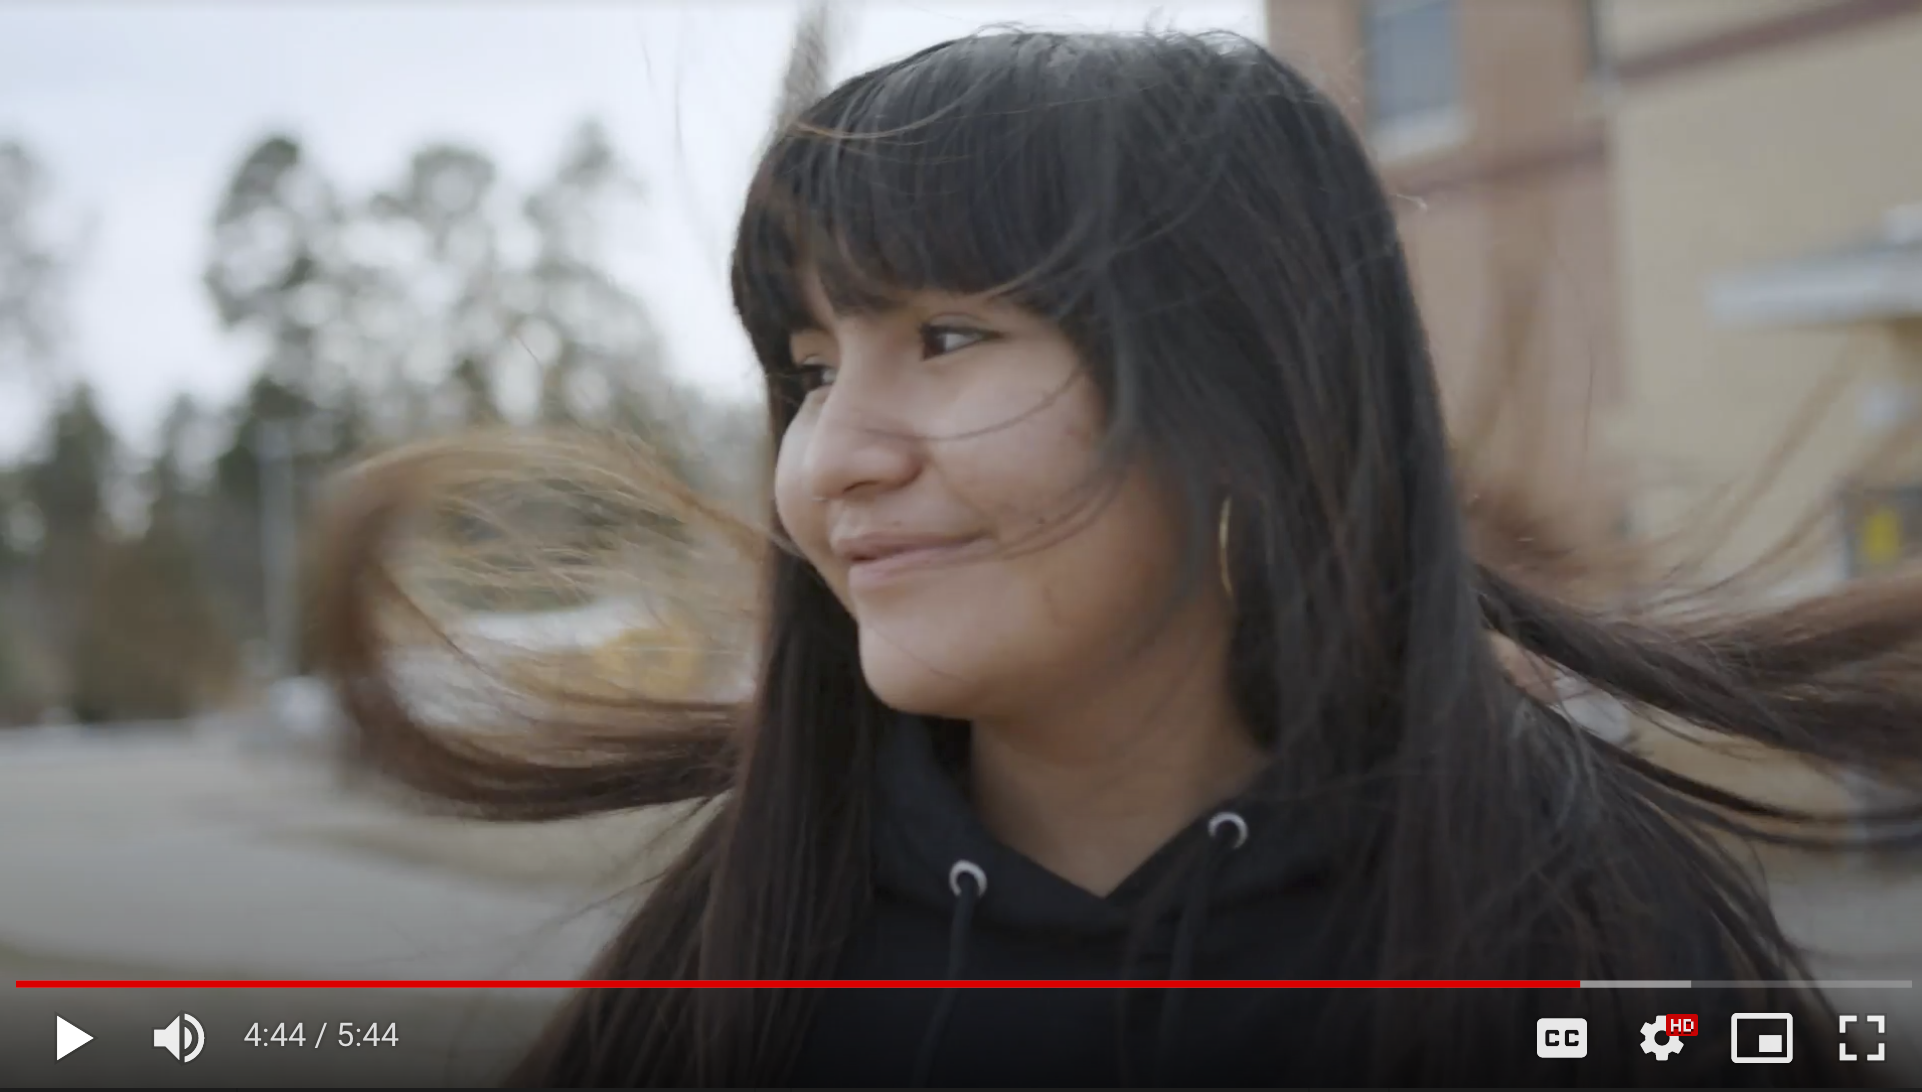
[314,30,1922,1087]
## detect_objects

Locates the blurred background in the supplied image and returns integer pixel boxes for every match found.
[1,0,1919,1083]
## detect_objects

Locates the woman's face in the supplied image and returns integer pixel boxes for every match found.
[773,272,1199,720]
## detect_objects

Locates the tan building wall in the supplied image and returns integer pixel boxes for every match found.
[1604,0,1922,812]
[1606,0,1819,56]
[1608,2,1922,581]
[1267,0,1626,544]
[1272,2,1922,814]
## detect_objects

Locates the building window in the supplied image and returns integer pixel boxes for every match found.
[1840,483,1922,577]
[1363,0,1464,155]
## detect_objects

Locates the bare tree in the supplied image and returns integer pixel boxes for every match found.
[771,0,839,137]
[0,140,77,383]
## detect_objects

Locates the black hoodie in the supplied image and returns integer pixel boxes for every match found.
[785,718,1864,1087]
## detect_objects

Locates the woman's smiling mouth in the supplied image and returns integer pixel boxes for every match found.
[831,531,989,588]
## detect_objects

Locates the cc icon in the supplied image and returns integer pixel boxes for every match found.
[1537,1017,1588,1059]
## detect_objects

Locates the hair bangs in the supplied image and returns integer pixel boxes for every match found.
[732,33,1129,390]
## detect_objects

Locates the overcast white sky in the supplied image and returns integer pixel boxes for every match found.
[0,0,1263,459]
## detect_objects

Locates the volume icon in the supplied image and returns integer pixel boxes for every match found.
[153,1013,205,1062]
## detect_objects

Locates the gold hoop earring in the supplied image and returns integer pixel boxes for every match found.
[1218,498,1234,599]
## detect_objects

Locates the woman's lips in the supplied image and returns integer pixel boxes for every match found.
[839,535,987,589]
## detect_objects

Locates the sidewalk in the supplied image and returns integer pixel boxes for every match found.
[0,726,660,1084]
[0,728,651,984]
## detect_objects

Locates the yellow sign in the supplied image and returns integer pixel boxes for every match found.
[1860,505,1904,570]
[501,615,708,703]
[589,622,703,695]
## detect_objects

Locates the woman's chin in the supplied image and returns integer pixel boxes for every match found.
[857,637,990,720]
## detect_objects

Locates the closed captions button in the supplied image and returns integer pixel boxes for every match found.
[1538,1017,1588,1058]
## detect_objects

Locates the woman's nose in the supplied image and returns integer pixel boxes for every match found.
[800,368,922,502]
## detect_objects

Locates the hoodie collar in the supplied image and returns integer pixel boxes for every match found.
[871,716,1350,937]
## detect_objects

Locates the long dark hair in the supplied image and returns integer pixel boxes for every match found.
[311,30,1922,1086]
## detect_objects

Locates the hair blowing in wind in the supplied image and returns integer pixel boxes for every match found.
[307,27,1922,1087]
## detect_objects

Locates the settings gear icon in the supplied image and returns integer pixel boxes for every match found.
[1640,1019,1684,1061]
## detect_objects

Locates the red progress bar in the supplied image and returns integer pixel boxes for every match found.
[15,979,1582,989]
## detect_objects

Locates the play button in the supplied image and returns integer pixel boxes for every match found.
[56,1015,93,1060]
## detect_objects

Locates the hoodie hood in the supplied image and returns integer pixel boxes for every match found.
[872,715,1345,939]
[847,716,1366,1086]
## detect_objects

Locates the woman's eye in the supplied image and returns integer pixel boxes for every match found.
[920,323,991,358]
[794,357,836,392]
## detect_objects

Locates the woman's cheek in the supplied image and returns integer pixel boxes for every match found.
[941,392,1101,521]
[771,420,829,559]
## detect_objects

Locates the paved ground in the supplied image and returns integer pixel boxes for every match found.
[0,724,655,1086]
[1,723,1917,1085]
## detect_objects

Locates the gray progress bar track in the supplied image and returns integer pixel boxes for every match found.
[1579,980,1914,989]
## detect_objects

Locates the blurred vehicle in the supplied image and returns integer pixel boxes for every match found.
[384,594,729,733]
[468,595,706,699]
[265,674,347,750]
